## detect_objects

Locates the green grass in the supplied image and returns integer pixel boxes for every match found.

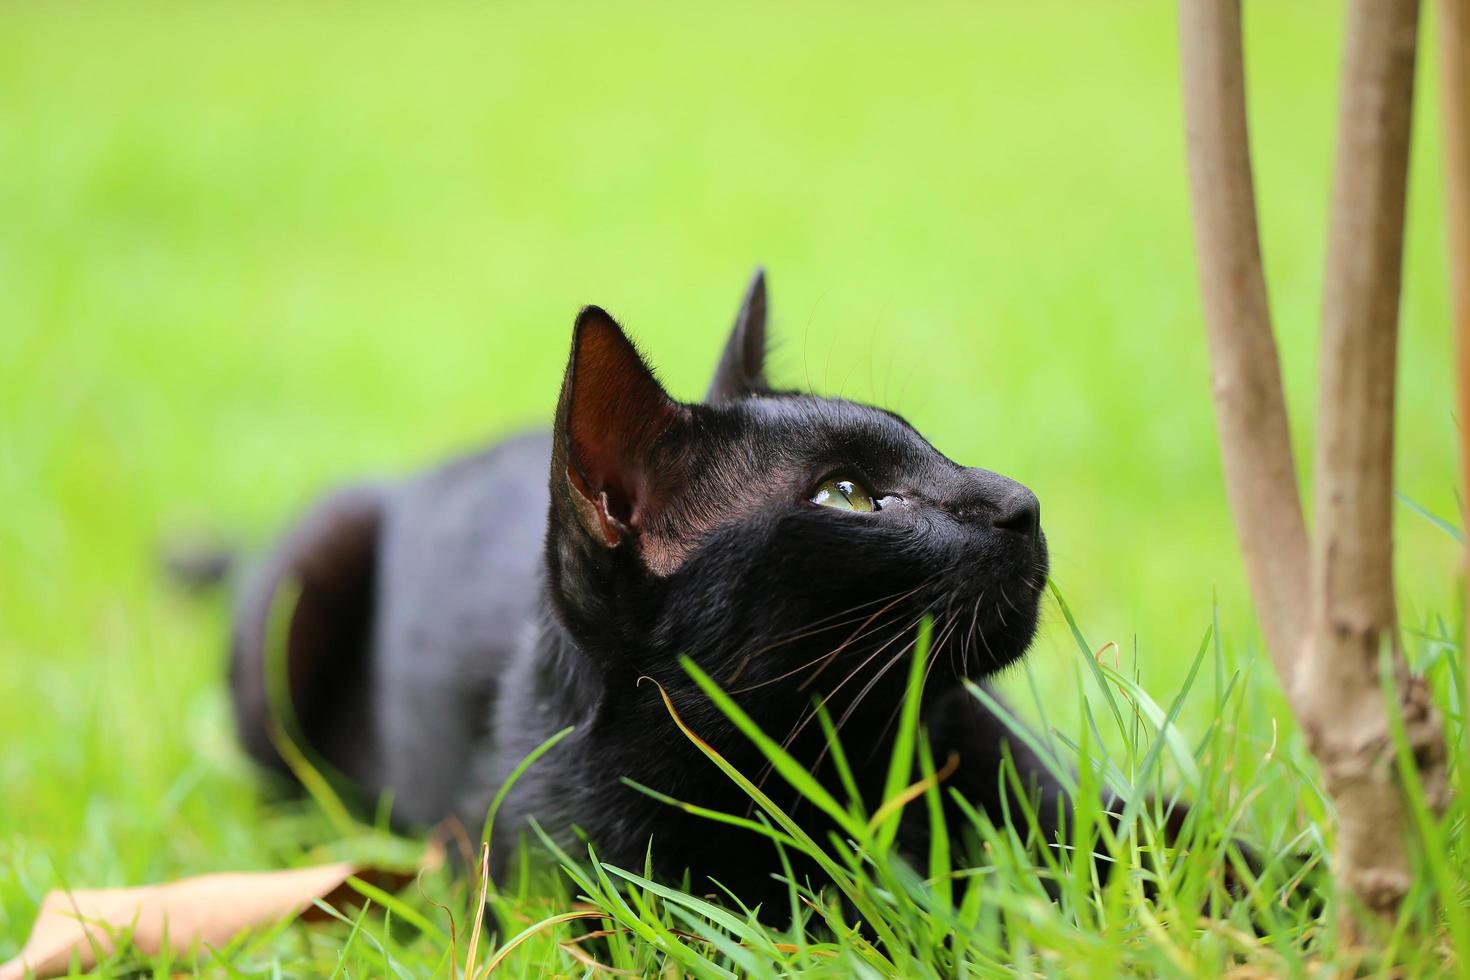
[0,0,1465,975]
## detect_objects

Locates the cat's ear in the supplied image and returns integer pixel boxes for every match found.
[705,267,770,403]
[554,306,688,549]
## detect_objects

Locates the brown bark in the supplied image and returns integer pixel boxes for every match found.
[1293,0,1446,930]
[1441,0,1470,686]
[1181,0,1448,936]
[1179,0,1312,683]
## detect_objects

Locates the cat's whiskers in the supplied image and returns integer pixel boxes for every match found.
[833,608,962,758]
[761,585,926,642]
[766,573,942,754]
[975,602,1002,669]
[1000,580,1030,623]
[748,611,925,797]
[761,567,954,784]
[838,624,928,734]
[963,589,986,679]
[794,585,930,692]
[724,585,924,690]
[724,617,870,690]
[859,613,964,767]
[791,569,944,685]
[797,619,929,782]
[784,614,922,742]
[939,585,961,681]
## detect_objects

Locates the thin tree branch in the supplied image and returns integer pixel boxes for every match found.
[1179,0,1311,681]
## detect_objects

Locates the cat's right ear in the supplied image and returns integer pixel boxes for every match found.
[705,267,770,403]
[553,306,687,551]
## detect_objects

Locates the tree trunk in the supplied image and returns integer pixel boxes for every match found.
[1179,0,1311,683]
[1180,0,1448,936]
[1297,0,1447,932]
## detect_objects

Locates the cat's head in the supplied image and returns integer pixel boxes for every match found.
[545,270,1047,743]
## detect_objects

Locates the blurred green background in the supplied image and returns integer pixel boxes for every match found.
[0,0,1459,946]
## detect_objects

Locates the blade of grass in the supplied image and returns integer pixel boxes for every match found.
[1051,584,1128,740]
[1378,647,1470,958]
[650,668,906,965]
[814,701,867,822]
[964,681,1077,797]
[1396,492,1464,543]
[1114,626,1211,834]
[918,736,953,949]
[344,874,447,945]
[481,910,609,976]
[620,778,799,848]
[875,617,932,851]
[480,725,575,856]
[670,661,864,842]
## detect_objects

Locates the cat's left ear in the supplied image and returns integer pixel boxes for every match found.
[705,267,770,403]
[554,306,689,550]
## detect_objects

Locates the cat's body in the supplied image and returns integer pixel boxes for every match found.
[229,271,1065,905]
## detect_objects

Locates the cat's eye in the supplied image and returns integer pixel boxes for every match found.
[810,477,877,513]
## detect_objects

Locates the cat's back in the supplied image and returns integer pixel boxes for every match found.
[373,429,552,824]
[378,429,552,641]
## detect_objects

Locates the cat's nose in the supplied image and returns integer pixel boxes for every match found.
[958,468,1042,542]
[992,487,1040,542]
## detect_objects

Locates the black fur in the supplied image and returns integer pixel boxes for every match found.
[229,271,1063,910]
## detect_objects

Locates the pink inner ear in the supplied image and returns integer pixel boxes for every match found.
[566,464,625,547]
[565,311,684,529]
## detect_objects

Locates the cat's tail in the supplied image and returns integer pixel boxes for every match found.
[228,484,385,792]
[159,488,384,800]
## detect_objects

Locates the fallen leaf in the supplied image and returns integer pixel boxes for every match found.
[0,862,415,980]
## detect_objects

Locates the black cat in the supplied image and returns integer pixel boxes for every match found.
[228,270,1064,907]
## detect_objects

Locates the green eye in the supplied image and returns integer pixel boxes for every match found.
[811,478,876,513]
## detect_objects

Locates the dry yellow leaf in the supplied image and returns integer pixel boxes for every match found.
[0,862,410,980]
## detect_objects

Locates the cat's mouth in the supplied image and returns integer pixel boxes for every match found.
[927,527,1049,678]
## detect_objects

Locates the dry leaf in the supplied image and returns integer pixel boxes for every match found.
[0,862,413,980]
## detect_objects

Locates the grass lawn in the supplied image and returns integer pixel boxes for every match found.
[1,1,1465,975]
